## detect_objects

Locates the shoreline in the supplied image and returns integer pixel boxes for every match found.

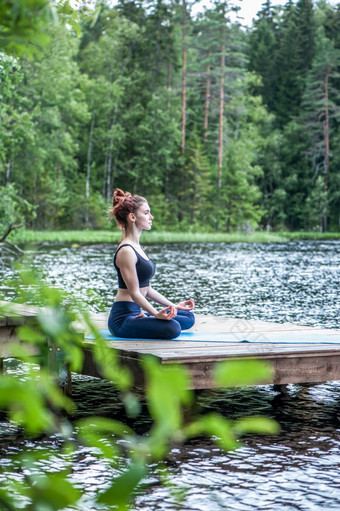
[8,229,340,245]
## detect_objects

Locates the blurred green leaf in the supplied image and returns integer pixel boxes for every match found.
[77,416,134,460]
[185,413,238,451]
[29,471,81,510]
[233,416,280,436]
[140,357,194,460]
[213,359,273,387]
[0,369,73,434]
[0,0,81,58]
[142,356,192,430]
[7,342,39,361]
[97,463,146,509]
[83,313,132,390]
[0,489,17,511]
[38,307,69,338]
[17,324,46,344]
[122,391,141,418]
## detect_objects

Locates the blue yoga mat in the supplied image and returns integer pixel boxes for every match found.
[86,329,340,344]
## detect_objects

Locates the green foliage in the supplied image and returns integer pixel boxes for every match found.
[303,175,329,230]
[0,0,53,57]
[0,369,72,434]
[0,184,36,234]
[0,0,82,58]
[214,359,274,387]
[8,228,340,246]
[97,463,147,510]
[0,265,280,509]
[1,0,340,235]
[27,470,81,510]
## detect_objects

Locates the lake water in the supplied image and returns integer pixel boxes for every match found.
[1,241,340,510]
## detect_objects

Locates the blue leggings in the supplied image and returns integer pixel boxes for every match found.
[108,301,195,340]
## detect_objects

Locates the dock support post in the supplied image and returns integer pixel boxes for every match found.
[47,340,72,396]
[274,384,289,395]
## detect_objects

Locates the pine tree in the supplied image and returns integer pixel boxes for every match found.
[275,1,302,124]
[248,0,279,113]
[300,27,340,231]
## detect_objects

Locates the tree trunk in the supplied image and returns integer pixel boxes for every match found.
[167,61,172,93]
[5,160,11,186]
[218,41,225,189]
[204,53,211,141]
[322,69,330,233]
[106,102,119,201]
[110,146,120,201]
[85,113,95,227]
[181,0,187,155]
[102,154,108,197]
[0,223,25,243]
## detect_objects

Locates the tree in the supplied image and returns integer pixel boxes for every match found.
[248,0,279,114]
[0,0,81,58]
[0,0,53,57]
[13,25,89,229]
[275,1,303,124]
[180,133,213,228]
[274,0,316,125]
[217,75,269,231]
[300,26,340,231]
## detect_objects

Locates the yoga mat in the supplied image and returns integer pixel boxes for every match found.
[86,329,340,344]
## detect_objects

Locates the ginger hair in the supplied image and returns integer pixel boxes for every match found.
[110,188,147,230]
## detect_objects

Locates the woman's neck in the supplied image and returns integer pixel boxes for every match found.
[123,227,141,246]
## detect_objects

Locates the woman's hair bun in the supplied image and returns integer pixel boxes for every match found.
[110,188,146,230]
[113,188,130,206]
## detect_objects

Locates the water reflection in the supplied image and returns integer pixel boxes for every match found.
[1,241,340,509]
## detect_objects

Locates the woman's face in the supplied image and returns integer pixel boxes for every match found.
[134,202,154,230]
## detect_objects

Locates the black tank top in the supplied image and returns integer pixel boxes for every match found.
[114,244,155,289]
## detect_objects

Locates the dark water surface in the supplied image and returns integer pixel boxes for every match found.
[1,241,340,510]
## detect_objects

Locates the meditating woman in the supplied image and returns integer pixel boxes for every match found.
[108,188,195,339]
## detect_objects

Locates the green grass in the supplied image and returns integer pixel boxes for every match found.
[8,228,340,245]
[10,229,121,245]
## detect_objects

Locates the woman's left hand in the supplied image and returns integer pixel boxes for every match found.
[176,299,195,310]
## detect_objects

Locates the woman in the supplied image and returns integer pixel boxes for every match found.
[108,188,195,339]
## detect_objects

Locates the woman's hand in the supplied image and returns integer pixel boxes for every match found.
[176,299,195,311]
[155,305,177,320]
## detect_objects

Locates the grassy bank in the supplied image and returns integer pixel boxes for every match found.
[8,229,340,245]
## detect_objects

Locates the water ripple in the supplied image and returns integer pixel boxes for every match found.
[1,241,340,509]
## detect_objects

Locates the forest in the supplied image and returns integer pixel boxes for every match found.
[1,0,340,234]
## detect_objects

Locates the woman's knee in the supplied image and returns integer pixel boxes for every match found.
[171,319,182,338]
[186,311,195,328]
[166,319,181,339]
[177,310,195,330]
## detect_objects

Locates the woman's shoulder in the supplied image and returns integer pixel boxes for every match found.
[115,243,138,262]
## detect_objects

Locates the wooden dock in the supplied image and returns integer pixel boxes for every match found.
[82,312,340,389]
[1,301,340,389]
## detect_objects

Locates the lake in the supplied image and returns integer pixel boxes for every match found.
[1,240,340,510]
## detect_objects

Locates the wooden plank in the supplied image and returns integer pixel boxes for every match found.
[158,349,340,364]
[81,337,340,388]
[97,340,340,352]
[0,301,39,326]
[0,326,17,357]
[2,301,340,389]
[179,353,340,389]
[108,350,340,389]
